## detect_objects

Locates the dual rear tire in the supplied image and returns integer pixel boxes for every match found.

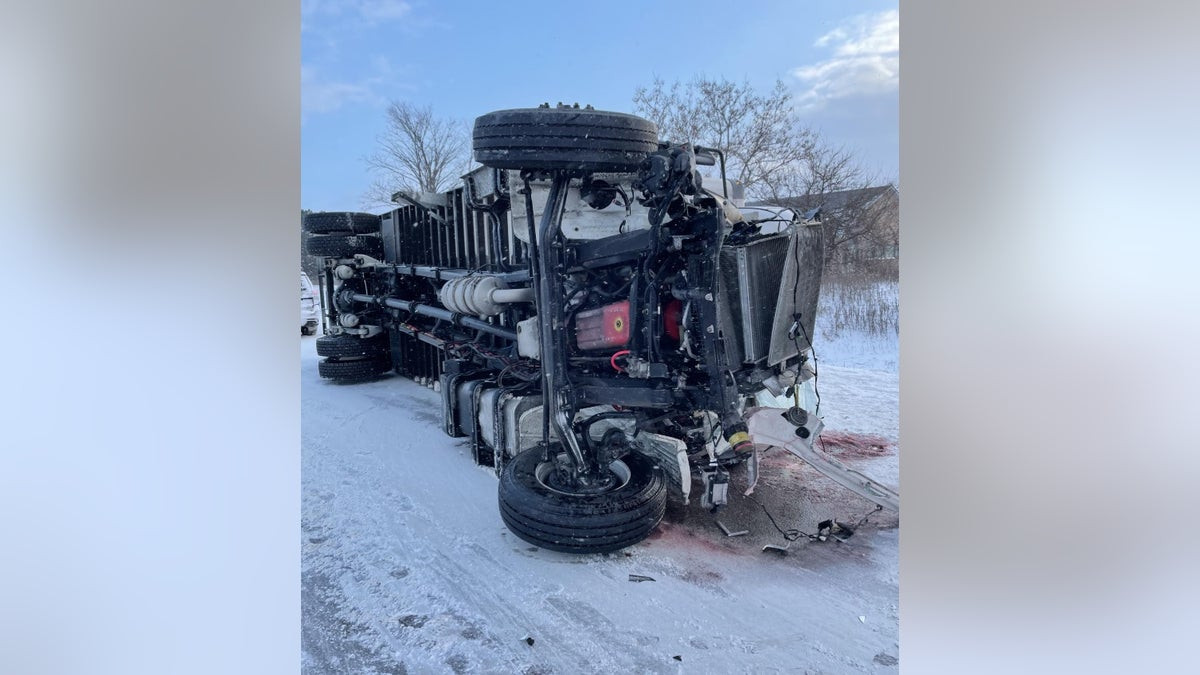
[303,212,384,260]
[305,234,382,259]
[303,211,381,235]
[316,334,391,382]
[316,333,387,359]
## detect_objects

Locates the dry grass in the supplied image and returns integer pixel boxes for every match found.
[816,263,899,341]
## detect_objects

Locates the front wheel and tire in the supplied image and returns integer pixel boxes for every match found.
[473,107,659,172]
[498,447,667,554]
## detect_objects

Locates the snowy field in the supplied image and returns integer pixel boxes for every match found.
[814,276,899,373]
[301,305,899,673]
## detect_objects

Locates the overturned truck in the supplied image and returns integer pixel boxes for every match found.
[306,105,897,554]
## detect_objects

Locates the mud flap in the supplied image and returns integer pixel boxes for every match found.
[643,434,691,505]
[745,407,900,512]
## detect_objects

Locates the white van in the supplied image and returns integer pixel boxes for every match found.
[301,272,320,335]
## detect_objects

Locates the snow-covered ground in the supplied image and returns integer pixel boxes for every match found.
[815,277,899,373]
[302,330,899,673]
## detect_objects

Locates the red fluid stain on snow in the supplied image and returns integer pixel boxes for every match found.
[816,431,894,458]
[645,522,737,556]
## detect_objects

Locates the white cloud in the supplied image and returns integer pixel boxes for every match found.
[793,10,898,108]
[357,1,411,21]
[301,56,412,119]
[301,65,382,116]
[302,0,411,30]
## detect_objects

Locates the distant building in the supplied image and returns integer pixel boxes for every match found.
[753,185,899,267]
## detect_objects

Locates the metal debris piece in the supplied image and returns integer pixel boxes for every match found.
[524,636,535,646]
[672,655,683,661]
[716,520,749,537]
[628,574,656,583]
[762,542,791,555]
[700,469,729,512]
[818,519,855,543]
[858,616,866,623]
[743,444,760,496]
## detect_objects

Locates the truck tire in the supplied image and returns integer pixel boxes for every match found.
[473,107,658,172]
[316,333,387,358]
[303,211,382,234]
[305,234,383,258]
[318,354,392,381]
[498,447,666,554]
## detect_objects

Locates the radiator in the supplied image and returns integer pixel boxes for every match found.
[717,225,823,366]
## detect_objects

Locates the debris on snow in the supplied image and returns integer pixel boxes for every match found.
[716,520,749,537]
[762,542,791,555]
[628,574,656,583]
[397,614,428,628]
[300,336,899,673]
[817,519,856,542]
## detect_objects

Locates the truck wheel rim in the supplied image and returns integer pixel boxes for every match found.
[534,458,632,496]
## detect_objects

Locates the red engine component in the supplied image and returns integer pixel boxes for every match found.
[662,298,682,342]
[575,300,630,350]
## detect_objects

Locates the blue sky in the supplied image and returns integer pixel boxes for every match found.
[301,0,898,211]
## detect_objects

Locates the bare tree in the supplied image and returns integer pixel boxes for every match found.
[300,209,324,281]
[633,76,890,268]
[633,76,815,197]
[817,187,897,267]
[763,144,891,266]
[863,191,899,263]
[363,101,471,208]
[761,142,864,203]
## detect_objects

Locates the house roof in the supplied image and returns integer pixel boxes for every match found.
[749,185,896,213]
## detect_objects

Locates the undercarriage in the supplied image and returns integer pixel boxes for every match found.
[305,105,897,553]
